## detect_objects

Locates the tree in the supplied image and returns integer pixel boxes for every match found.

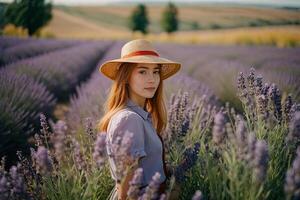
[128,4,149,34]
[4,0,52,36]
[161,2,179,34]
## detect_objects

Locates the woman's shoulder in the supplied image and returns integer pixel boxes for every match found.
[110,108,143,124]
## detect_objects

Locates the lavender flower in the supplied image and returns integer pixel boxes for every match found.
[9,165,27,198]
[247,67,256,96]
[167,90,191,139]
[39,113,52,146]
[261,83,270,97]
[192,190,204,200]
[105,129,138,182]
[85,117,95,139]
[283,94,293,123]
[268,83,282,123]
[93,133,107,169]
[174,143,200,183]
[256,94,268,121]
[72,139,87,171]
[237,71,246,93]
[254,75,263,96]
[252,140,269,183]
[140,172,161,200]
[285,147,300,199]
[159,193,166,200]
[127,168,143,199]
[51,120,67,162]
[212,112,226,145]
[237,71,250,107]
[0,174,9,200]
[34,146,53,176]
[286,111,300,143]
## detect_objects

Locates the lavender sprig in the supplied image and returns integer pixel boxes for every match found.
[285,147,300,199]
[34,146,53,176]
[140,172,161,200]
[127,168,143,199]
[93,133,107,169]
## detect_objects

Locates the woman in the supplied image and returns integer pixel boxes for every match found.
[98,39,181,200]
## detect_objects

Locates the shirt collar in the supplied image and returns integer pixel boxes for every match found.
[126,99,152,121]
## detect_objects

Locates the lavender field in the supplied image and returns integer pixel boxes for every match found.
[0,36,300,200]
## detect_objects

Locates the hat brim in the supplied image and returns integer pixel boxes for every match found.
[99,55,181,80]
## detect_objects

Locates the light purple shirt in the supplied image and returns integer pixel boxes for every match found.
[106,99,166,187]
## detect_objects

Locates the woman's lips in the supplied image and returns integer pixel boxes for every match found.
[145,87,155,91]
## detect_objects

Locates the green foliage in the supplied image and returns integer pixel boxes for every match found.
[161,2,179,33]
[4,0,52,36]
[128,4,149,34]
[0,3,7,30]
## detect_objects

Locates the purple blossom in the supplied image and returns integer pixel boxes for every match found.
[85,117,95,139]
[107,130,135,180]
[159,193,166,200]
[93,133,107,169]
[247,67,256,96]
[254,75,263,96]
[72,139,87,171]
[140,172,161,200]
[51,120,68,162]
[286,111,300,143]
[192,190,204,200]
[9,165,27,198]
[285,147,300,199]
[268,83,282,123]
[212,112,226,145]
[34,146,53,176]
[127,168,143,199]
[256,94,268,121]
[37,113,52,148]
[0,174,9,200]
[284,94,293,123]
[252,140,269,183]
[174,143,200,183]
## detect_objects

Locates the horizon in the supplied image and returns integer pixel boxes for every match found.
[0,0,300,7]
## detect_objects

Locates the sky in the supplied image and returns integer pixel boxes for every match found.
[1,0,300,7]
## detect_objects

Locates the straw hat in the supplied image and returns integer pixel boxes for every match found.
[99,39,181,80]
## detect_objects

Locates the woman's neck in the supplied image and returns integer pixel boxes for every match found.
[128,95,146,109]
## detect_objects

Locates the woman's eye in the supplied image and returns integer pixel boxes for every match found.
[154,71,160,74]
[139,71,146,74]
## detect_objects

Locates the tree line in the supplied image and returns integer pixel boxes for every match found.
[129,3,179,34]
[1,0,179,37]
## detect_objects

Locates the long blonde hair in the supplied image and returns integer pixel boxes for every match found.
[97,62,167,136]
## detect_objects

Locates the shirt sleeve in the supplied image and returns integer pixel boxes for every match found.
[107,111,147,160]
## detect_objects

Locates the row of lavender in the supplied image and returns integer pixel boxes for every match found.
[155,43,300,110]
[1,68,299,199]
[0,37,113,166]
[0,36,85,66]
[58,42,300,199]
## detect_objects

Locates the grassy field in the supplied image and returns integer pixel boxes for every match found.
[41,7,300,47]
[56,5,300,33]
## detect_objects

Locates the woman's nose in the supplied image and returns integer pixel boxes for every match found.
[147,72,155,81]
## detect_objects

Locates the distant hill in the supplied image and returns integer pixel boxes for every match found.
[55,4,300,33]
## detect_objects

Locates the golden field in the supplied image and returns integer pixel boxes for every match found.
[39,5,300,47]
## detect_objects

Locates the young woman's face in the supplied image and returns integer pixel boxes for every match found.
[128,63,161,103]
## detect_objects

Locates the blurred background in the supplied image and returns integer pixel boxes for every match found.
[1,0,300,45]
[0,0,299,166]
